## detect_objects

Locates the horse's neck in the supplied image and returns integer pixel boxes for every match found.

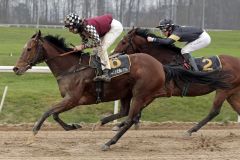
[140,44,183,64]
[42,41,80,77]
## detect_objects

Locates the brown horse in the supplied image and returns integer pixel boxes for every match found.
[113,28,240,136]
[13,31,228,150]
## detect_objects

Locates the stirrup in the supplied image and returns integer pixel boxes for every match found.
[94,75,111,82]
[183,62,191,70]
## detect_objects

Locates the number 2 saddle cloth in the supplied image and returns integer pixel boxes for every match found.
[194,55,222,71]
[89,54,131,78]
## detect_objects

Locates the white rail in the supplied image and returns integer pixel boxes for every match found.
[0,66,50,73]
[1,66,239,123]
[0,66,119,117]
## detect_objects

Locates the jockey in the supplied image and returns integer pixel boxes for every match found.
[64,13,123,82]
[147,18,211,71]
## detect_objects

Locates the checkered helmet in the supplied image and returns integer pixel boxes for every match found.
[64,13,83,28]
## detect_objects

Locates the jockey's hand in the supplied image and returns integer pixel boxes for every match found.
[74,45,85,51]
[147,37,155,42]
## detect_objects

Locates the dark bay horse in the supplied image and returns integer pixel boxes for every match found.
[113,28,240,136]
[13,31,228,150]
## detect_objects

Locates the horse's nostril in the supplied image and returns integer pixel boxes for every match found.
[13,67,19,72]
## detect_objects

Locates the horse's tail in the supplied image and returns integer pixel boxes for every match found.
[163,65,230,89]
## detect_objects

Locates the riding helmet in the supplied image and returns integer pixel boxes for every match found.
[64,13,84,29]
[156,19,174,31]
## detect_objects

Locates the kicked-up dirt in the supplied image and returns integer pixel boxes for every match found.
[0,122,239,160]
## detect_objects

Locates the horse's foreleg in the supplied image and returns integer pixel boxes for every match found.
[100,95,132,125]
[187,91,227,136]
[32,96,77,135]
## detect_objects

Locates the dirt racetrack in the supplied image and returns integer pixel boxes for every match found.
[0,122,239,160]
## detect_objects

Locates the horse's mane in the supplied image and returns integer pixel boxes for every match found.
[44,35,72,52]
[135,28,160,39]
[134,28,181,53]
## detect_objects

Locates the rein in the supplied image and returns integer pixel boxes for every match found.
[56,63,91,80]
[31,38,93,80]
[45,49,77,62]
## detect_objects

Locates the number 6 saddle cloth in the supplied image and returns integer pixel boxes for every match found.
[89,54,131,78]
[194,55,222,72]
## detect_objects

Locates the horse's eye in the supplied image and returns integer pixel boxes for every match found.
[27,48,31,51]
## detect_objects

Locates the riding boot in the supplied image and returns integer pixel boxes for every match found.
[94,69,111,82]
[183,53,199,71]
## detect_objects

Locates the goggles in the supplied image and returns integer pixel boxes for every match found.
[159,25,171,32]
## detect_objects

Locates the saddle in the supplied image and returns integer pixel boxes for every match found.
[194,56,222,72]
[173,55,222,97]
[89,53,131,103]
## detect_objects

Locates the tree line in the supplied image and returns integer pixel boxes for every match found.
[0,0,240,29]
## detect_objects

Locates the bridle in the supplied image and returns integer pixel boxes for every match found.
[25,39,45,69]
[122,33,138,54]
[26,37,78,68]
[36,38,78,63]
[28,37,91,80]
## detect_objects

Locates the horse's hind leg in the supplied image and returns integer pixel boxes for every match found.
[187,91,227,136]
[227,92,240,115]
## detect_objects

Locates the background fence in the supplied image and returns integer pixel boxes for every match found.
[0,66,240,122]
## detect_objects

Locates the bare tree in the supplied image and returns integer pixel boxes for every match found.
[135,0,140,26]
[126,0,134,26]
[119,0,126,23]
[0,0,240,29]
[97,0,105,15]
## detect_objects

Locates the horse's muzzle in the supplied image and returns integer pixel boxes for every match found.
[13,65,31,75]
[13,66,22,75]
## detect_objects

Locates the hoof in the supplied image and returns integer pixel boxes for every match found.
[101,144,110,151]
[112,126,120,131]
[72,124,82,129]
[182,131,192,139]
[32,128,38,136]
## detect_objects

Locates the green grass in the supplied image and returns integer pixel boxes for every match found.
[0,27,239,124]
[0,27,124,65]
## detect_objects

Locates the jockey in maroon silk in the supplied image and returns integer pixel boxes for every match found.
[64,13,123,82]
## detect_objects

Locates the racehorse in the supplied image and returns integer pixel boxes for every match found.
[113,28,240,136]
[13,31,228,150]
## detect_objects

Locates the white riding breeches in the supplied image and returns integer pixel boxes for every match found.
[97,19,123,70]
[181,31,211,55]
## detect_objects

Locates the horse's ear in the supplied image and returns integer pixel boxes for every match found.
[37,30,41,38]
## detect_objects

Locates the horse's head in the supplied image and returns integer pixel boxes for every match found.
[13,30,45,75]
[114,28,149,55]
[114,28,183,65]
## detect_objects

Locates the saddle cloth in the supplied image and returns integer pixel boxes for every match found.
[89,54,131,78]
[194,55,222,71]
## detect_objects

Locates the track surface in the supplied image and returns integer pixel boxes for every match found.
[0,123,239,160]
